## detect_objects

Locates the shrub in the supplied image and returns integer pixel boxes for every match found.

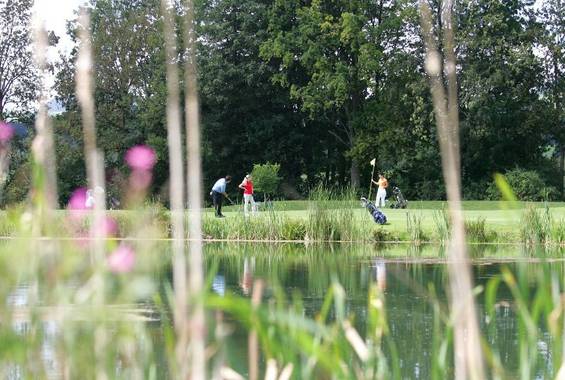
[372,227,396,242]
[486,168,559,201]
[413,179,446,200]
[252,163,281,201]
[462,179,490,200]
[465,217,497,243]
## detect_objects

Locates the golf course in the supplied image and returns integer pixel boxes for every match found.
[1,0,564,378]
[203,200,565,244]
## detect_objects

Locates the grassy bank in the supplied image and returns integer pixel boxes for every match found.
[1,200,565,244]
[212,200,565,244]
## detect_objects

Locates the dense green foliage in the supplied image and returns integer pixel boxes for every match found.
[251,162,281,197]
[1,0,563,205]
[486,168,559,201]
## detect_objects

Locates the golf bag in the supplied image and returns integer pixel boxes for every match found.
[360,197,387,225]
[389,186,408,209]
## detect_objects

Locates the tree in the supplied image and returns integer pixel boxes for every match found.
[54,0,168,201]
[251,162,281,201]
[486,168,559,201]
[537,0,564,196]
[197,0,325,193]
[0,0,38,119]
[456,0,551,188]
[45,0,558,204]
[261,0,411,187]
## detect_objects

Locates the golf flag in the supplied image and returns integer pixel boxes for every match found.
[370,158,376,166]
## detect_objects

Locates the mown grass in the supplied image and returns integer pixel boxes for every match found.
[222,199,565,212]
[217,200,565,244]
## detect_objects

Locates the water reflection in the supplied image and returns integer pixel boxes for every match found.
[205,243,563,379]
[240,257,254,296]
[3,243,564,379]
[373,259,387,291]
[212,274,226,296]
[7,285,60,380]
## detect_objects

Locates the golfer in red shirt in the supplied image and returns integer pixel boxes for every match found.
[239,174,257,216]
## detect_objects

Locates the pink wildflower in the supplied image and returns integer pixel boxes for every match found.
[125,145,156,171]
[0,122,14,143]
[68,188,88,210]
[107,244,136,273]
[67,187,89,223]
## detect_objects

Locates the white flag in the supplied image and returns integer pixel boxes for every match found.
[370,158,376,166]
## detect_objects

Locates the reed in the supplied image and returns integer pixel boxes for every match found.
[520,205,552,245]
[551,218,565,244]
[161,0,189,375]
[203,212,306,241]
[421,0,485,377]
[465,217,497,243]
[183,0,206,375]
[484,264,565,378]
[432,208,450,243]
[306,186,367,242]
[76,11,109,378]
[31,17,58,235]
[406,212,426,243]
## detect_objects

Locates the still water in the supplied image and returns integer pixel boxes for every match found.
[206,243,560,379]
[5,242,563,379]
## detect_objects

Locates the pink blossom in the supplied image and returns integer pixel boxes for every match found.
[125,145,156,171]
[67,187,89,222]
[0,122,14,143]
[93,216,119,238]
[68,188,88,210]
[107,244,135,273]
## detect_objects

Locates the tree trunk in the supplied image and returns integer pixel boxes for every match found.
[350,160,360,188]
[325,142,332,187]
[558,131,563,202]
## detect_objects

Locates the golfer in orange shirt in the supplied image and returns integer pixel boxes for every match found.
[372,174,388,208]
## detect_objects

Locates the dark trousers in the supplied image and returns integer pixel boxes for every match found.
[211,191,223,216]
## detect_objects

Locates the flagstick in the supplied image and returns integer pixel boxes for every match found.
[368,159,376,201]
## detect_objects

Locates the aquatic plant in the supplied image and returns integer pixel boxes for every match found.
[520,204,552,245]
[406,212,426,243]
[432,208,450,243]
[465,217,497,243]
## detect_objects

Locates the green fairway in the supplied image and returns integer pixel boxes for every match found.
[210,200,565,243]
[220,199,565,212]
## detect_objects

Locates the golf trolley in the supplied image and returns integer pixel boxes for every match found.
[360,197,387,225]
[389,186,407,209]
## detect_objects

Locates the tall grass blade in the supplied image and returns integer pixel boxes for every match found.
[420,1,485,378]
[76,9,109,379]
[406,212,425,243]
[161,0,189,377]
[31,17,58,234]
[184,0,206,377]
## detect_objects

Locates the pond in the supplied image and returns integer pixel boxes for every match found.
[4,242,563,379]
[206,243,560,379]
